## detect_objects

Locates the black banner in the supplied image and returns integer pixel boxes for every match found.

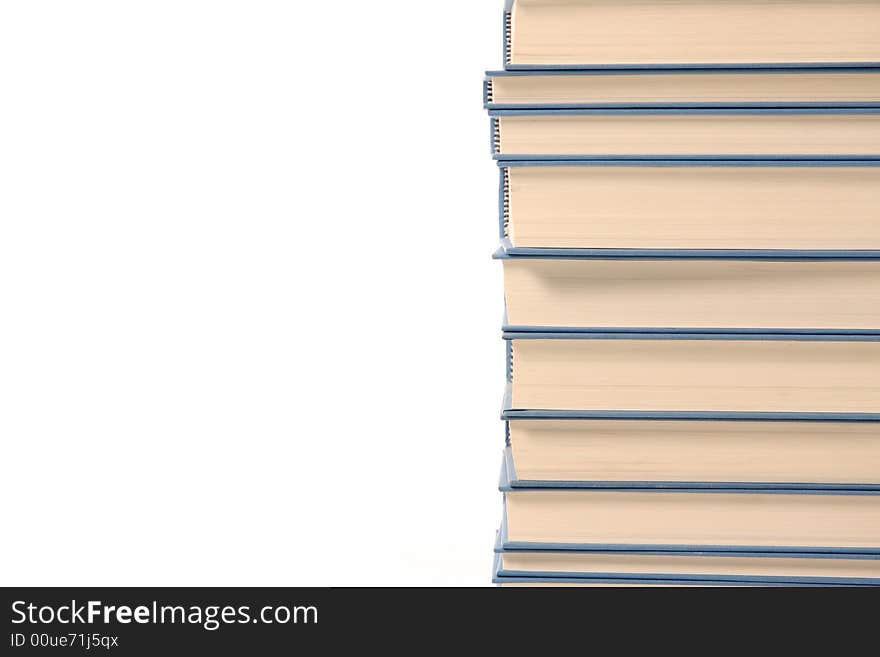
[1,587,874,653]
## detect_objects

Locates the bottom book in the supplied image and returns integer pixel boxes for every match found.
[492,542,880,587]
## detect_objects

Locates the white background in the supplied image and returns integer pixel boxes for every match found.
[0,1,503,585]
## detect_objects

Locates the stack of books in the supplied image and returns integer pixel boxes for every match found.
[486,0,880,587]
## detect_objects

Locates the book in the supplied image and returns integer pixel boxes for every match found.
[504,418,880,487]
[492,555,868,586]
[484,68,880,109]
[490,108,880,159]
[494,537,880,586]
[503,332,880,415]
[498,457,880,553]
[497,249,880,332]
[503,0,880,69]
[496,160,880,250]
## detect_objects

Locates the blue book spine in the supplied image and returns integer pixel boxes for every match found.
[502,2,513,68]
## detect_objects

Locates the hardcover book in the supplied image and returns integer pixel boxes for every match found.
[495,160,880,250]
[503,332,880,416]
[490,108,880,159]
[493,543,880,586]
[498,456,880,553]
[497,247,880,332]
[484,68,880,109]
[503,417,880,488]
[503,0,880,69]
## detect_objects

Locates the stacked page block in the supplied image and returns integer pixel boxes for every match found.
[486,0,880,587]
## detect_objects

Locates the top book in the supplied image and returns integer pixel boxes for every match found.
[503,0,880,69]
